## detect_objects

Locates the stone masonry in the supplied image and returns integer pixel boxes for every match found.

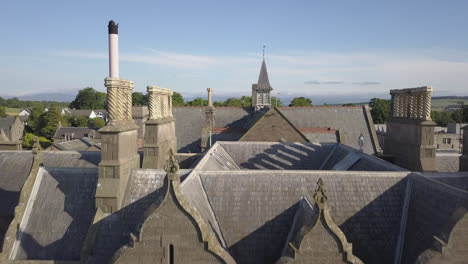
[460,125,468,171]
[97,77,140,213]
[201,88,215,151]
[384,86,436,171]
[142,86,177,169]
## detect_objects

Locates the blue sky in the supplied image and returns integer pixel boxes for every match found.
[1,0,468,102]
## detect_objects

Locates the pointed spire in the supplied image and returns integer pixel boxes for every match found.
[257,58,273,91]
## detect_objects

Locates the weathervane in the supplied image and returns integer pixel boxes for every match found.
[263,45,266,58]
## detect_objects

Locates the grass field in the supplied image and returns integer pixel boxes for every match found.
[5,107,20,116]
[432,99,468,111]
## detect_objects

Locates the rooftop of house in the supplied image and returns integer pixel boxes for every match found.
[53,127,101,140]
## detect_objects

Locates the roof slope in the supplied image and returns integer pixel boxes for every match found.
[218,142,334,170]
[401,174,468,264]
[13,167,97,260]
[173,107,258,153]
[199,170,410,264]
[53,127,101,140]
[0,117,16,131]
[0,152,33,216]
[239,107,309,142]
[279,106,378,154]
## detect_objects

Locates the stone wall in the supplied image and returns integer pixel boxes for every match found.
[460,126,468,171]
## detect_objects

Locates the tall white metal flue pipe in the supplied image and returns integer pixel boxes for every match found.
[108,20,119,78]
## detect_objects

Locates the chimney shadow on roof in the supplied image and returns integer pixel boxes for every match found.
[224,177,410,264]
[238,143,327,170]
[13,170,97,261]
[87,181,167,263]
[0,188,16,253]
[228,203,298,264]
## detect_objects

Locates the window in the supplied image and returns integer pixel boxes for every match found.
[169,244,174,264]
[447,138,451,144]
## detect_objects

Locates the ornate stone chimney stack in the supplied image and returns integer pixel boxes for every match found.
[389,86,432,120]
[201,88,216,152]
[207,88,213,107]
[384,86,436,171]
[142,86,177,169]
[96,20,139,214]
[460,126,468,171]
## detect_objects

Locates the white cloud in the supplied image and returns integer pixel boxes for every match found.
[45,48,468,97]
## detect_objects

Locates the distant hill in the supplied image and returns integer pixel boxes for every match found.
[432,96,468,100]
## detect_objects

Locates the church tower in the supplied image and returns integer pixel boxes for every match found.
[252,57,273,110]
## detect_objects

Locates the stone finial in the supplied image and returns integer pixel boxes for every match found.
[207,88,213,106]
[358,133,364,152]
[164,149,179,179]
[32,137,42,154]
[313,178,328,206]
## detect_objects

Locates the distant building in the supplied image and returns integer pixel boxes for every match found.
[0,116,24,150]
[53,127,101,143]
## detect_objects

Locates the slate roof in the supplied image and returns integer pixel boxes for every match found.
[402,173,468,264]
[200,142,401,172]
[198,170,410,264]
[0,117,16,131]
[256,59,273,91]
[53,127,101,140]
[279,106,378,154]
[0,151,100,218]
[172,105,379,155]
[68,109,94,117]
[12,167,97,260]
[173,107,259,153]
[0,152,34,217]
[435,152,461,172]
[131,106,148,117]
[51,137,97,151]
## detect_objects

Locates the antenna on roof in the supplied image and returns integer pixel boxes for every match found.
[263,45,266,58]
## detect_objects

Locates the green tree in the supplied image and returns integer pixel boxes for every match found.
[26,104,46,133]
[0,97,6,107]
[431,110,455,127]
[369,98,391,124]
[213,101,225,106]
[132,92,148,106]
[342,103,356,106]
[22,133,35,148]
[172,92,184,106]
[6,97,22,108]
[70,87,106,109]
[240,96,252,107]
[68,116,89,127]
[185,98,208,106]
[223,96,251,107]
[22,133,52,149]
[271,97,282,107]
[451,105,468,123]
[0,106,6,117]
[90,117,105,128]
[224,98,244,107]
[38,106,65,139]
[289,97,313,106]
